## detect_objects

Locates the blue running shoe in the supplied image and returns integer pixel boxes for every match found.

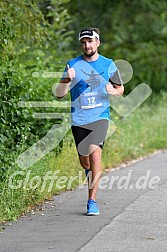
[87,199,100,216]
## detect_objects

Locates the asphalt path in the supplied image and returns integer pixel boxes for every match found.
[0,150,167,252]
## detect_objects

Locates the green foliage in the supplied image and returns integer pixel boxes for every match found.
[0,0,73,180]
[0,0,46,61]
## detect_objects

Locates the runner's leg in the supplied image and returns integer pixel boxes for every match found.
[88,146,102,201]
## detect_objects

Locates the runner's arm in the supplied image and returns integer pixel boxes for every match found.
[56,79,71,99]
[56,65,75,99]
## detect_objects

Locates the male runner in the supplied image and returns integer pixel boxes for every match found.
[56,27,124,215]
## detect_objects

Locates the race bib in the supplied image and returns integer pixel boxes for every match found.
[80,92,102,109]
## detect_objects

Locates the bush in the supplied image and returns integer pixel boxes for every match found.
[0,0,73,179]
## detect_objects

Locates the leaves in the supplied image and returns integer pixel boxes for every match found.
[0,0,74,179]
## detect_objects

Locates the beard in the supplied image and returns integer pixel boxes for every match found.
[83,50,97,57]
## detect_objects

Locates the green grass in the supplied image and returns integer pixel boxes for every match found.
[0,145,80,222]
[0,92,167,223]
[102,106,167,168]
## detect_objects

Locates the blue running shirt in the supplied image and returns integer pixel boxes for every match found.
[62,55,117,126]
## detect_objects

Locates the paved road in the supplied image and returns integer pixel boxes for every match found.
[0,150,167,252]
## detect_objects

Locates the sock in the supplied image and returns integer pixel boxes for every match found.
[85,169,90,177]
[88,199,96,203]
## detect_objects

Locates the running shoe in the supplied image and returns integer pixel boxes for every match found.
[87,199,100,216]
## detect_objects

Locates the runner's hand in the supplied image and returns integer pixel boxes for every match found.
[106,82,120,96]
[67,65,75,81]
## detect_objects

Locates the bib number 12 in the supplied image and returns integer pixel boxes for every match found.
[88,97,96,104]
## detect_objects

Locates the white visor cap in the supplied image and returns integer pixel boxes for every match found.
[78,30,99,41]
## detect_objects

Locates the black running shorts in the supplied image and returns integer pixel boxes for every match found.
[71,119,109,156]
